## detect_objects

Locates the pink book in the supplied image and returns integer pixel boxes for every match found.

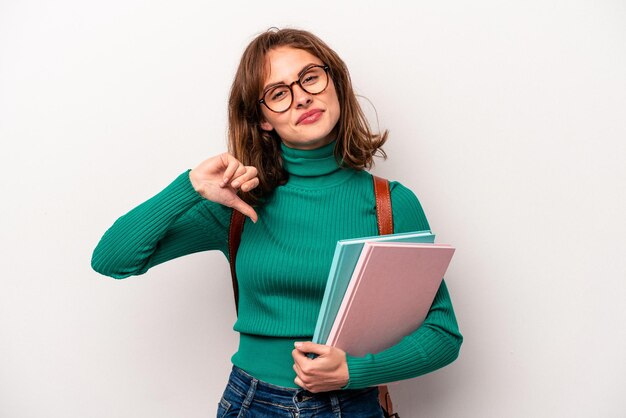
[326,242,455,357]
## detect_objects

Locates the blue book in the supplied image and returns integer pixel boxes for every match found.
[312,230,435,345]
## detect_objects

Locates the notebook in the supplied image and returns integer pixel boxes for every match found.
[325,242,455,357]
[312,230,435,345]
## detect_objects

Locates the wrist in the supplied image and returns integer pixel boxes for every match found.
[188,169,202,193]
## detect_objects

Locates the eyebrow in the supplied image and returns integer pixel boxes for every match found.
[262,63,320,92]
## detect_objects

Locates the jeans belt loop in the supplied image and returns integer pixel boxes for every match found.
[242,376,258,409]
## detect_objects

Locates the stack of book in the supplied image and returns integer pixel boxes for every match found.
[312,230,455,357]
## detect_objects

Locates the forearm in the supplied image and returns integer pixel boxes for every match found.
[91,170,225,278]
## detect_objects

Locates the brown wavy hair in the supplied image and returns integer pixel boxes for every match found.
[228,27,388,204]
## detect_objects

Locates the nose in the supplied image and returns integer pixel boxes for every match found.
[292,83,313,108]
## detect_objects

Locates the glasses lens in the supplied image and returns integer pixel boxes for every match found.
[300,66,328,94]
[264,85,291,113]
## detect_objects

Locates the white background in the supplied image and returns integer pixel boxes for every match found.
[1,1,625,417]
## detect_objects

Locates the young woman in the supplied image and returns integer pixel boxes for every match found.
[92,27,463,418]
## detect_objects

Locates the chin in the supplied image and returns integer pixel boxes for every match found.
[300,124,336,142]
[283,134,333,150]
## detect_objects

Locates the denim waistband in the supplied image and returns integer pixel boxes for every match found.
[227,365,378,411]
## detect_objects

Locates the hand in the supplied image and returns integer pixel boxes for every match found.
[292,342,349,393]
[189,153,259,222]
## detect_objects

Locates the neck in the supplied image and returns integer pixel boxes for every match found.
[280,140,354,188]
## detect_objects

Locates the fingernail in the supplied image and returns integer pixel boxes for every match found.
[294,342,302,348]
[231,181,240,188]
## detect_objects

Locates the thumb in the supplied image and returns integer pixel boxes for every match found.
[294,341,329,355]
[229,195,258,223]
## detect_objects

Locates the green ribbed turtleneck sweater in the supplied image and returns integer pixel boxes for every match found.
[92,141,462,389]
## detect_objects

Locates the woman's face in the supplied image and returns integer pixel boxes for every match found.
[259,46,341,150]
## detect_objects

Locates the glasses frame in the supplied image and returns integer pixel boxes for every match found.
[258,64,330,113]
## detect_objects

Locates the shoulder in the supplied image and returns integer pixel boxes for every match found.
[388,179,431,233]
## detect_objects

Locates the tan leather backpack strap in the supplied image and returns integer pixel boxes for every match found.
[373,175,393,236]
[228,209,246,315]
[379,385,398,417]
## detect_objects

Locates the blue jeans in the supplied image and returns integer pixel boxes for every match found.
[217,366,384,417]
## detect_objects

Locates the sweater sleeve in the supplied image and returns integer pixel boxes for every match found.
[91,170,231,279]
[343,182,463,389]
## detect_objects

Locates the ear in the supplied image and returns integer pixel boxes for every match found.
[260,120,274,131]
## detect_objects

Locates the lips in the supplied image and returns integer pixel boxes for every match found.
[296,109,324,125]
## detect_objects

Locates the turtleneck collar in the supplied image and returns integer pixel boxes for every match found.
[280,140,355,188]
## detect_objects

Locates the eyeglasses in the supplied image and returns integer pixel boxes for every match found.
[259,64,330,113]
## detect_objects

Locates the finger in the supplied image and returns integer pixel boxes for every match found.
[239,177,259,193]
[292,362,313,390]
[229,173,247,189]
[294,375,307,390]
[230,164,247,185]
[292,348,308,368]
[221,157,241,186]
[293,362,303,378]
[230,166,258,189]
